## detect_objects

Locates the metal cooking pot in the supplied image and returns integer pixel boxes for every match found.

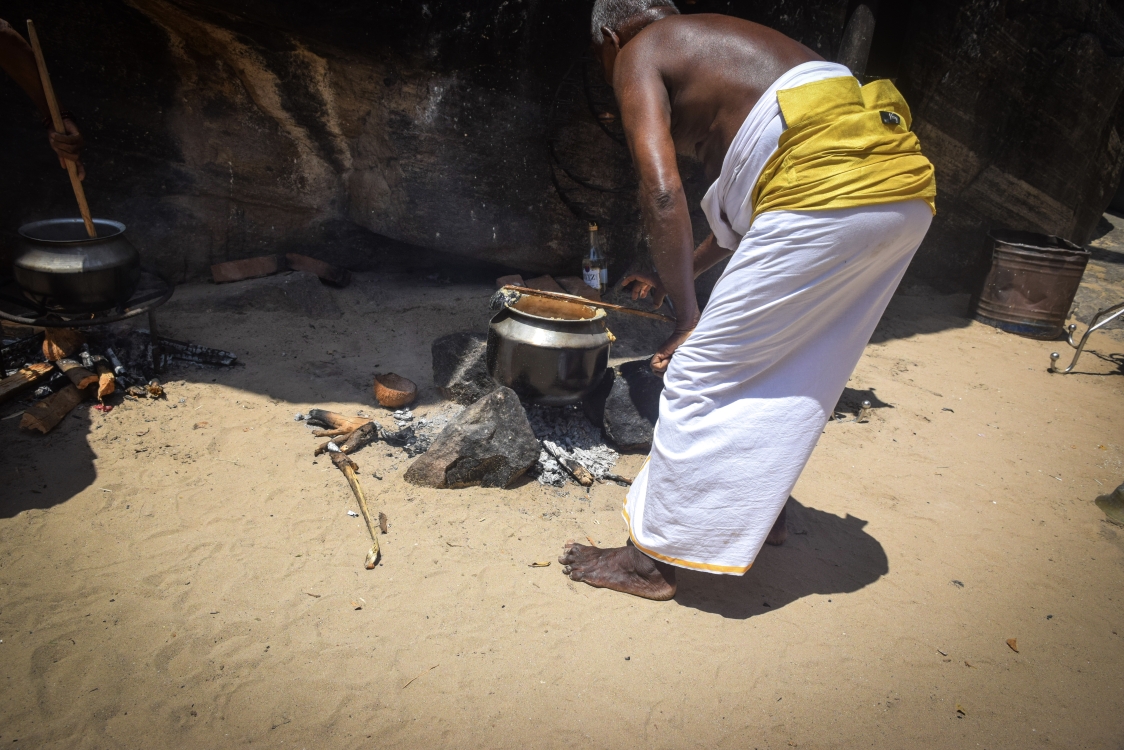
[14,218,141,312]
[487,296,612,406]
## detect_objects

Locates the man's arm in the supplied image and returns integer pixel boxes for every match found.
[691,233,732,279]
[0,18,85,178]
[615,52,699,370]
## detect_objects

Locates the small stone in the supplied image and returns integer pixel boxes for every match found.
[432,332,497,405]
[624,656,630,661]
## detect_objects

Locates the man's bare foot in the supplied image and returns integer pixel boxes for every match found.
[765,504,788,546]
[559,539,676,600]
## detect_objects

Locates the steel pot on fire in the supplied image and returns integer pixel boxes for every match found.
[14,218,141,312]
[487,295,613,406]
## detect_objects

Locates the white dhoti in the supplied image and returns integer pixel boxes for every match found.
[623,62,934,574]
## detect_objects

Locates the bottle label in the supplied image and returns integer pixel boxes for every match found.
[583,268,601,289]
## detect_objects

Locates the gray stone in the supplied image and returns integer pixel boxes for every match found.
[432,332,498,405]
[583,359,663,452]
[404,387,539,489]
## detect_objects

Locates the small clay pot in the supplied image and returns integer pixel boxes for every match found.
[373,372,417,408]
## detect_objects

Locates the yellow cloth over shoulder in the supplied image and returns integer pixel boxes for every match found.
[751,76,936,222]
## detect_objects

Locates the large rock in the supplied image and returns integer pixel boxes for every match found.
[584,359,663,452]
[404,387,539,489]
[432,332,497,405]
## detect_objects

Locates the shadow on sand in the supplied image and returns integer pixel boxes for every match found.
[672,498,888,619]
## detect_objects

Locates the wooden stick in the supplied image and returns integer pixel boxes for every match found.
[504,285,675,323]
[331,452,381,569]
[26,20,95,238]
[20,384,83,433]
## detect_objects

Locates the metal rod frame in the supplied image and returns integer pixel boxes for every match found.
[1049,301,1124,374]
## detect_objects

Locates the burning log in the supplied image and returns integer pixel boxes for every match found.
[313,422,379,456]
[43,328,84,361]
[330,452,381,569]
[542,440,594,487]
[20,384,84,433]
[56,358,99,391]
[94,361,115,400]
[0,362,54,405]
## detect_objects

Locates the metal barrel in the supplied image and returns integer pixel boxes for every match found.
[971,230,1090,340]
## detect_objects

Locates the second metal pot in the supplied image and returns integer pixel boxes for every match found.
[14,218,141,312]
[486,296,612,406]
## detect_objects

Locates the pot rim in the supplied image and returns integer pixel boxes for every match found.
[503,299,606,324]
[18,218,127,244]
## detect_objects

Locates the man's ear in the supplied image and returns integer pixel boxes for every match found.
[602,26,621,51]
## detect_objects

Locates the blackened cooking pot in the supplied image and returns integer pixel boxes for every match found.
[487,295,612,406]
[14,218,141,312]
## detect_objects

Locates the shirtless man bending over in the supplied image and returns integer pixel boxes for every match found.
[559,0,934,599]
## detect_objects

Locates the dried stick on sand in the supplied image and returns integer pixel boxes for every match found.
[306,409,371,432]
[330,452,381,569]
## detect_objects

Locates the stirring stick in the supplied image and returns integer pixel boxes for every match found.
[26,20,96,238]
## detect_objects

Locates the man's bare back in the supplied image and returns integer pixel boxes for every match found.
[611,13,820,181]
[597,8,820,375]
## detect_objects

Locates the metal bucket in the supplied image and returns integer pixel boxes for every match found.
[971,230,1090,340]
[486,296,611,406]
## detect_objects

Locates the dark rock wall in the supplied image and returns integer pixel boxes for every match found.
[0,0,1121,291]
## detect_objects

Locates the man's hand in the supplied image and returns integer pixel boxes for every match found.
[621,271,667,308]
[48,117,84,180]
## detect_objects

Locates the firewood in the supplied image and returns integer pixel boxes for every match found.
[555,276,602,302]
[312,422,379,456]
[312,427,353,438]
[43,328,84,361]
[285,253,351,287]
[330,451,381,569]
[523,275,567,293]
[20,384,84,433]
[93,360,116,400]
[306,408,371,432]
[210,254,284,283]
[495,274,525,289]
[0,362,54,405]
[542,441,594,487]
[341,422,379,453]
[56,358,99,390]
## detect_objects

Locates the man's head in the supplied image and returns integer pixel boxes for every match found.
[591,0,679,84]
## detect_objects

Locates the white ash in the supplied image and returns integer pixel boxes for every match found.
[392,408,415,427]
[526,404,618,486]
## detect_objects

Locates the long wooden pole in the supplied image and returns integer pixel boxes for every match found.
[26,20,96,238]
[504,285,676,323]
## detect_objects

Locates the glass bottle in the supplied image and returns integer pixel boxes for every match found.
[582,222,608,293]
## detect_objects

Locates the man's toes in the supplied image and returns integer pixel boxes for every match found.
[562,565,572,574]
[568,568,584,582]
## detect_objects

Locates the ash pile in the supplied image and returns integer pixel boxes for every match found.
[526,404,619,486]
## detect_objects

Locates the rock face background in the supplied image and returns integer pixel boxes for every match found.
[0,0,1121,291]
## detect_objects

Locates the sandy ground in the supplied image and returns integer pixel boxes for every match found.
[1,254,1123,749]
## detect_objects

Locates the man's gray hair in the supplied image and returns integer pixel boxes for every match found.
[590,0,679,45]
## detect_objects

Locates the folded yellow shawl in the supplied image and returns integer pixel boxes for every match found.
[751,76,937,222]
